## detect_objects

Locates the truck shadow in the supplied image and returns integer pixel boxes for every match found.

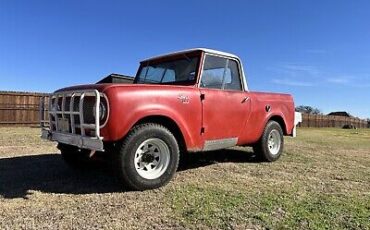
[0,148,257,199]
[178,148,259,171]
[0,153,124,199]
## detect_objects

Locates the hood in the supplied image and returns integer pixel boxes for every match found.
[55,84,111,93]
[54,83,195,94]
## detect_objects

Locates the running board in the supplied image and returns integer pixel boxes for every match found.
[203,137,238,151]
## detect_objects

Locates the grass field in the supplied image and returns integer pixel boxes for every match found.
[0,127,369,229]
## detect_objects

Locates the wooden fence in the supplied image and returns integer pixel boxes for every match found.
[298,114,369,128]
[0,91,49,126]
[1,90,369,128]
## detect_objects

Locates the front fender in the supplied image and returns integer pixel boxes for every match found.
[101,86,202,150]
[120,105,198,149]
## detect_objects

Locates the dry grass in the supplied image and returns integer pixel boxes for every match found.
[0,127,369,229]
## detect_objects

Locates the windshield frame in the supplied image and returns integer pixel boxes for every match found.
[134,50,202,86]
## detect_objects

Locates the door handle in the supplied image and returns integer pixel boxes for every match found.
[241,97,250,103]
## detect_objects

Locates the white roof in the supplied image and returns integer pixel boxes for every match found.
[142,48,240,62]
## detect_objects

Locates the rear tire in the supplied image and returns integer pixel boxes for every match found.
[58,143,91,169]
[116,123,180,191]
[253,121,284,162]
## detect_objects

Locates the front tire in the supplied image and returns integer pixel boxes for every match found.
[116,123,180,191]
[253,121,284,162]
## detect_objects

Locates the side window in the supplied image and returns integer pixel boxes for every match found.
[200,56,226,89]
[224,60,242,91]
[200,55,242,91]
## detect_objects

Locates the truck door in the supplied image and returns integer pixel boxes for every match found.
[199,54,251,151]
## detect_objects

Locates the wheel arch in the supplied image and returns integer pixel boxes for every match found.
[268,115,288,135]
[133,115,187,153]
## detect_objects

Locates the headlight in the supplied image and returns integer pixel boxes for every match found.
[51,103,58,112]
[93,101,107,121]
[50,98,60,112]
[83,95,109,126]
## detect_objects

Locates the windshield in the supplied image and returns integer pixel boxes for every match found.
[135,55,200,85]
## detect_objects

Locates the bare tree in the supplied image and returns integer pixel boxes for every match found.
[295,105,322,115]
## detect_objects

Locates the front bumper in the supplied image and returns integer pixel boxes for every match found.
[42,129,104,151]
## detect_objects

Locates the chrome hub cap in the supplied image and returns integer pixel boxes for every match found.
[134,138,170,180]
[267,129,281,155]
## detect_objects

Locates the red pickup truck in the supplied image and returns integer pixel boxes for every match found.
[41,48,300,190]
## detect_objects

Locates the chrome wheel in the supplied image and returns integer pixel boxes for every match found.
[134,138,170,180]
[267,129,281,155]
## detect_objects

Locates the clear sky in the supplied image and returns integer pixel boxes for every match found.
[0,0,369,118]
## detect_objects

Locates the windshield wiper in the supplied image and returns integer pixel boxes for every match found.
[159,68,168,83]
